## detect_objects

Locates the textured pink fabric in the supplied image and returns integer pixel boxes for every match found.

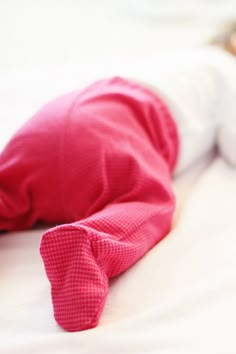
[0,77,179,331]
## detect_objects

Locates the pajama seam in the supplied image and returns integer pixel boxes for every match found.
[59,91,83,219]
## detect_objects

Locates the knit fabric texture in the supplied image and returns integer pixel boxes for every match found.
[0,77,179,331]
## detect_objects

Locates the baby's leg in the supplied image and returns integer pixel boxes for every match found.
[0,91,81,231]
[40,161,175,332]
[39,81,177,332]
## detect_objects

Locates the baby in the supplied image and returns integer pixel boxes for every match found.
[0,25,236,332]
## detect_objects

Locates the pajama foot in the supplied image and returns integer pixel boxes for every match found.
[40,224,109,332]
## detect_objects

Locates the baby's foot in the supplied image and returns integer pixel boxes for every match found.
[40,224,109,332]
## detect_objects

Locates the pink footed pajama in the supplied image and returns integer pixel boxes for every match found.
[0,77,178,331]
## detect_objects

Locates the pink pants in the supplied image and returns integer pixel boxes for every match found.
[0,77,179,331]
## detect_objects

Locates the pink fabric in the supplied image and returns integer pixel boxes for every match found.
[0,77,179,331]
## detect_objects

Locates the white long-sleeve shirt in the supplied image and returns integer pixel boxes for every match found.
[129,47,236,175]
